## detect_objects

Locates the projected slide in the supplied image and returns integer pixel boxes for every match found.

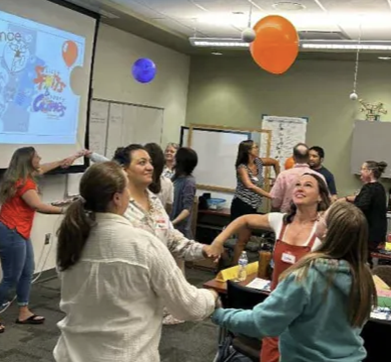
[0,10,85,144]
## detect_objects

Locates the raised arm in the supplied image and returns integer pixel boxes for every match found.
[261,157,281,176]
[212,273,309,338]
[147,233,218,321]
[211,214,271,253]
[238,167,271,199]
[85,150,110,164]
[38,151,84,175]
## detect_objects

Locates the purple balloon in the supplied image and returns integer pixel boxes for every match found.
[132,58,156,83]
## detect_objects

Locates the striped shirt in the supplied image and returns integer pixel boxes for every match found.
[234,158,264,209]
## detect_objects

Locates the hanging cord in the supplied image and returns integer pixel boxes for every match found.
[247,1,253,28]
[352,22,363,94]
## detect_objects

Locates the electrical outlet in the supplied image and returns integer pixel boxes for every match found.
[44,233,51,245]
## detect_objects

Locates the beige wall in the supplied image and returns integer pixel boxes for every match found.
[93,24,190,146]
[186,55,391,197]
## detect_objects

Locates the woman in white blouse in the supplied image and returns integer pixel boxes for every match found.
[53,162,217,362]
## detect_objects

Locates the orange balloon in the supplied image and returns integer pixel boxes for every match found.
[250,15,299,75]
[62,40,78,68]
[284,156,295,170]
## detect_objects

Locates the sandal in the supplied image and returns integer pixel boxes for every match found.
[0,323,4,333]
[15,314,45,325]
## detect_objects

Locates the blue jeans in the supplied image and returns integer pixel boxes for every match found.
[0,222,34,307]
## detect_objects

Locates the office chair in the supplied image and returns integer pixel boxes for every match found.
[215,281,268,362]
[361,318,391,362]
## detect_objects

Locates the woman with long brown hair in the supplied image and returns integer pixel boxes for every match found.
[212,201,377,362]
[53,162,217,362]
[230,140,280,264]
[0,147,81,333]
[211,173,330,362]
[144,143,173,211]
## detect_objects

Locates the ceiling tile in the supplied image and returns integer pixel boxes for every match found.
[119,0,206,17]
[98,0,391,43]
[111,0,164,18]
[151,18,197,36]
[193,0,256,13]
[319,0,390,13]
[253,0,324,12]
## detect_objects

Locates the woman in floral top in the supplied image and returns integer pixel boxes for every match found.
[85,146,219,262]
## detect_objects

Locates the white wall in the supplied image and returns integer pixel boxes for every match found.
[5,24,190,275]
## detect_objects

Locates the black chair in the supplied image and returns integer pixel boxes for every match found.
[216,281,268,362]
[361,318,391,362]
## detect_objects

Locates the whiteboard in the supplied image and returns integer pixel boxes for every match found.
[181,127,250,191]
[260,115,307,169]
[89,100,109,156]
[67,99,165,196]
[122,105,164,146]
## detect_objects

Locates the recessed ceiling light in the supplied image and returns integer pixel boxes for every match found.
[212,52,223,56]
[378,56,391,60]
[272,2,306,11]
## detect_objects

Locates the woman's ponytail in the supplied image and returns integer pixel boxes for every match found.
[56,198,94,271]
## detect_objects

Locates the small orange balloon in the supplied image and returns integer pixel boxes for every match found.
[250,15,299,75]
[62,40,78,68]
[284,156,295,170]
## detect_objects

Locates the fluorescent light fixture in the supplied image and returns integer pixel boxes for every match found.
[189,37,391,51]
[212,52,223,56]
[378,56,391,60]
[190,38,249,48]
[301,41,391,51]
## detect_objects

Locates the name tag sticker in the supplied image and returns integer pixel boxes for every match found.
[252,176,259,182]
[156,218,168,229]
[281,252,296,264]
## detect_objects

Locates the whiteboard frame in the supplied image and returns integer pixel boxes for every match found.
[184,124,272,194]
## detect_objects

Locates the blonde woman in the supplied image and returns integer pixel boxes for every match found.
[163,142,179,179]
[212,202,377,362]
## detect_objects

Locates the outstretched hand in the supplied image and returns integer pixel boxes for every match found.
[60,150,89,168]
[202,243,225,263]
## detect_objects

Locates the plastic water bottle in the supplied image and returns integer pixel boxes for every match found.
[237,251,248,282]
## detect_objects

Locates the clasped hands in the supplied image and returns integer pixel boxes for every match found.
[202,241,225,263]
[60,150,91,168]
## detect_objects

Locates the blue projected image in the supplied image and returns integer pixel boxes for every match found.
[0,9,86,144]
